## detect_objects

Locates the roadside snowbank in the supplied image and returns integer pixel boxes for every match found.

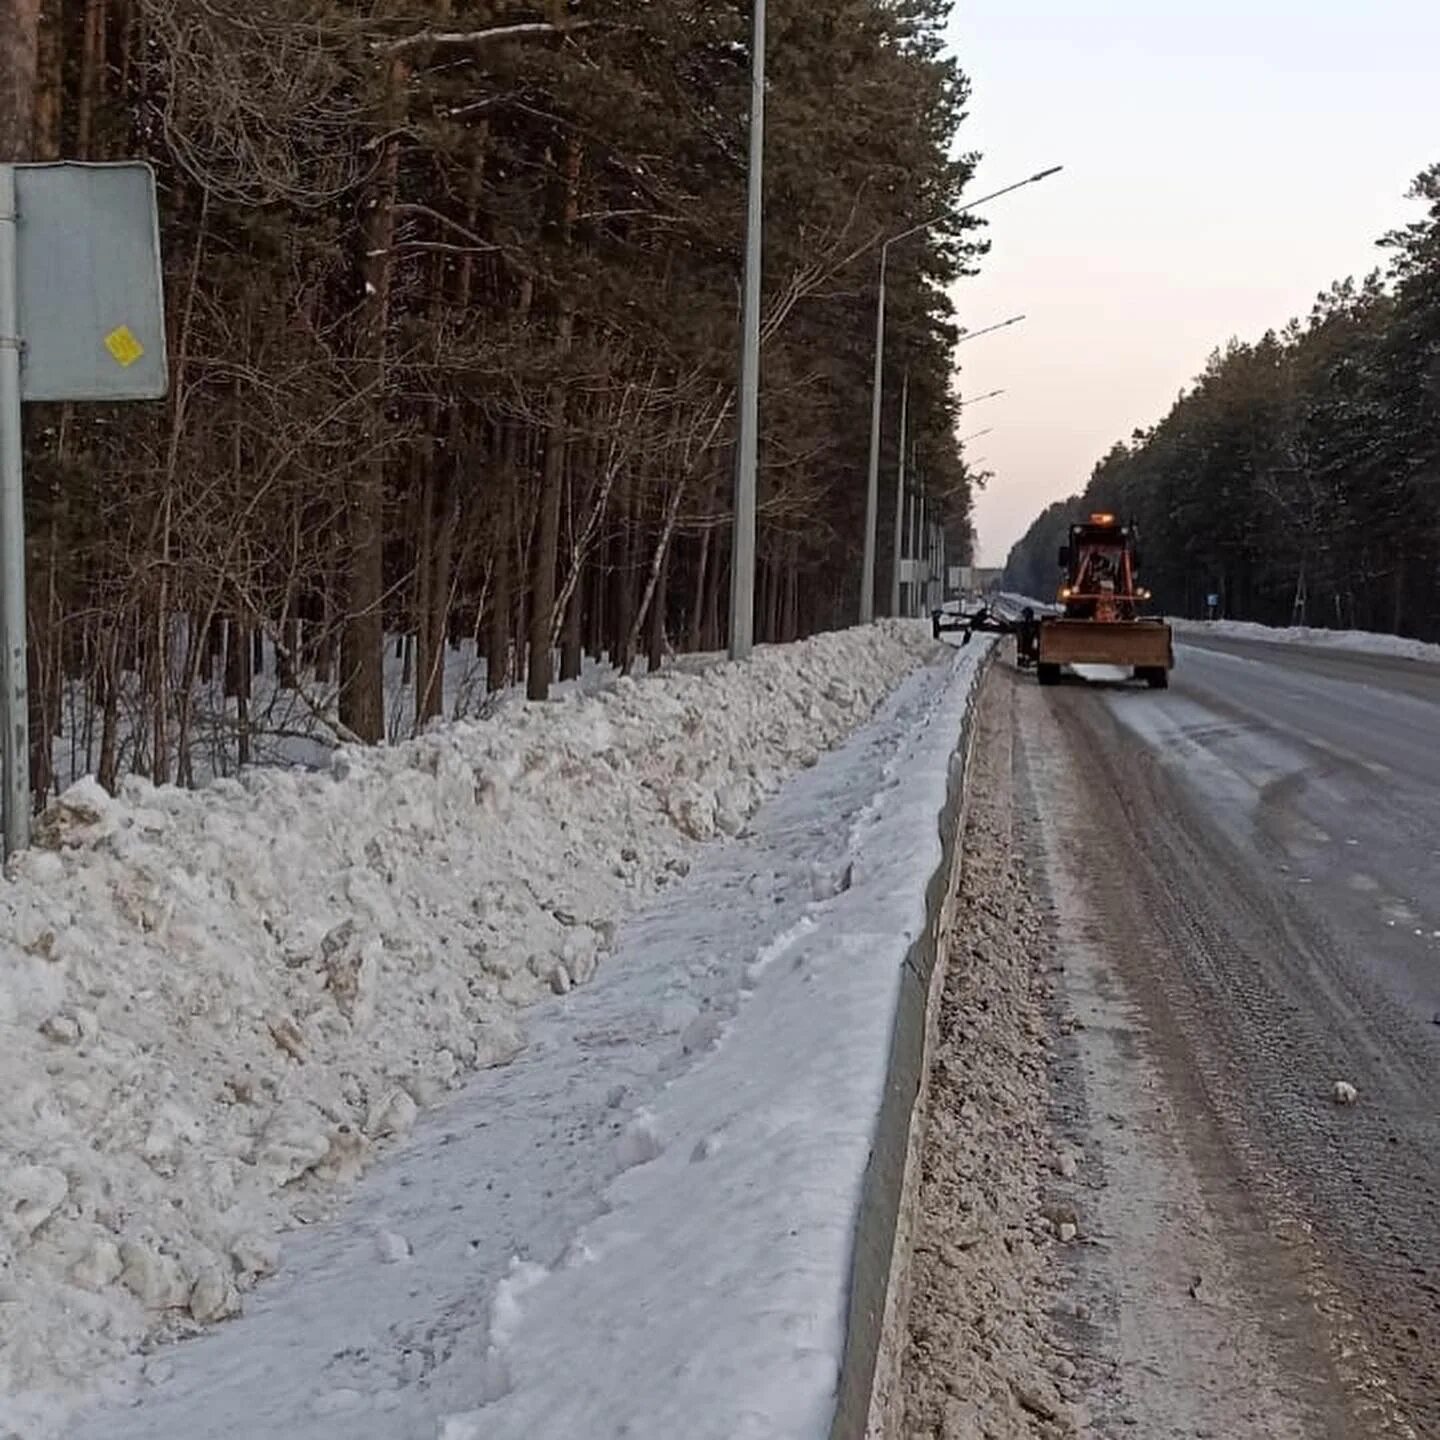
[1174,617,1440,664]
[57,637,988,1440]
[0,621,936,1417]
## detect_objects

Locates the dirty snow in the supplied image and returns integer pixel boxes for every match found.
[900,672,1074,1438]
[47,635,989,1440]
[0,621,944,1434]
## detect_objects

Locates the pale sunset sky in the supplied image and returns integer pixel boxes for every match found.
[943,1,1440,565]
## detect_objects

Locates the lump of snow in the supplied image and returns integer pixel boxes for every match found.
[615,1109,664,1171]
[1332,1080,1359,1106]
[375,1230,412,1265]
[31,777,116,849]
[38,1011,82,1045]
[3,1165,68,1239]
[119,1241,190,1311]
[315,1125,369,1185]
[680,1012,724,1056]
[189,1264,241,1323]
[808,860,854,901]
[69,1237,123,1292]
[440,1413,486,1440]
[489,1259,549,1348]
[255,1104,331,1186]
[228,1232,280,1285]
[365,1087,419,1141]
[690,1132,724,1163]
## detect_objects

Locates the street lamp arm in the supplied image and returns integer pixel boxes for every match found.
[881,164,1064,258]
[956,388,1005,408]
[956,314,1025,345]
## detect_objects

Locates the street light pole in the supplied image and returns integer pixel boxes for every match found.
[859,241,889,625]
[889,372,909,618]
[727,0,766,661]
[859,167,1060,624]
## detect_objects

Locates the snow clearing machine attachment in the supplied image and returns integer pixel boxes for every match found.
[1037,514,1173,688]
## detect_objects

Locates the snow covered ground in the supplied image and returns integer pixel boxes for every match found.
[1,621,984,1440]
[998,597,1439,666]
[1173,616,1440,664]
[46,630,618,797]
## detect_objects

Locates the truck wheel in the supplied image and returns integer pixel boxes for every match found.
[1144,667,1170,690]
[1037,663,1061,687]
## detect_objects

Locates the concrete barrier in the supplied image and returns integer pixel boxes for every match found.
[829,645,995,1440]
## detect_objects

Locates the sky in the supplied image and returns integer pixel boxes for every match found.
[944,1,1440,566]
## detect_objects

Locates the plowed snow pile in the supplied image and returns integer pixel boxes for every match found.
[0,622,936,1402]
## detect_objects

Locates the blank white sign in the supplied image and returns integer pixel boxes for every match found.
[13,162,168,402]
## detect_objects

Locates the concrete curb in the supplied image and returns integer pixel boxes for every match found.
[830,645,997,1440]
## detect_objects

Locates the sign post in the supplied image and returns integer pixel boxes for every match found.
[0,164,29,858]
[0,161,167,857]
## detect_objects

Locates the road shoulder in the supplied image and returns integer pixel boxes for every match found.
[897,662,1349,1438]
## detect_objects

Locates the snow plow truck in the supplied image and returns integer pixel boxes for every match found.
[1036,513,1172,688]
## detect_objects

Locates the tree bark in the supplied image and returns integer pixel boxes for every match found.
[0,0,41,160]
[485,430,515,693]
[526,305,574,699]
[526,138,582,701]
[77,0,108,157]
[339,56,405,743]
[33,0,61,159]
[560,567,584,681]
[613,467,636,672]
[647,544,668,673]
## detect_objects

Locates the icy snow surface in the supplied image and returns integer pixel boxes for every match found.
[0,622,974,1438]
[1000,596,1440,667]
[1172,616,1440,664]
[36,634,987,1440]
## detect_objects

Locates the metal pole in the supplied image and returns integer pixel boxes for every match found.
[0,165,30,858]
[859,245,887,625]
[889,371,908,618]
[911,479,923,618]
[727,0,766,661]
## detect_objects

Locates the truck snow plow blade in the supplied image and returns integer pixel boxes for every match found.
[1037,618,1173,684]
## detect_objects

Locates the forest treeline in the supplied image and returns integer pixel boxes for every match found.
[1005,166,1440,638]
[0,0,982,802]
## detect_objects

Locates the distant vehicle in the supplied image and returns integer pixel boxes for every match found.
[1037,514,1173,688]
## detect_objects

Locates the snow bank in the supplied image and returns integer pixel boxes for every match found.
[1174,617,1440,664]
[0,621,937,1414]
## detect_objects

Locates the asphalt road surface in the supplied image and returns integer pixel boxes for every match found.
[1016,634,1440,1436]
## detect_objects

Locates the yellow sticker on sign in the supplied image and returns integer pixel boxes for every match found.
[104,326,145,368]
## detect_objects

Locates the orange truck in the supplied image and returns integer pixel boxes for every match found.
[1037,513,1173,688]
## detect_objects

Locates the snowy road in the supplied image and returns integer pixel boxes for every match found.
[1029,635,1440,1434]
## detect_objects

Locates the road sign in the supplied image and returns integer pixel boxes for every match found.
[14,163,168,402]
[0,161,167,857]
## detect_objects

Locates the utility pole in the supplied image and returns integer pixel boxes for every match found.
[727,0,765,661]
[889,371,908,618]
